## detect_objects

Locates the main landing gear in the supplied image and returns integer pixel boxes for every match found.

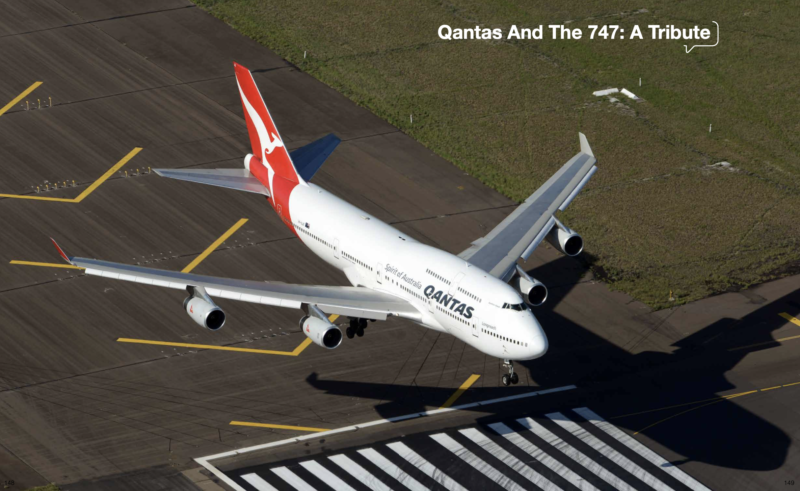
[345,318,371,339]
[502,359,520,386]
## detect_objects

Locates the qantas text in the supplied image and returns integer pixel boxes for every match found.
[423,285,474,319]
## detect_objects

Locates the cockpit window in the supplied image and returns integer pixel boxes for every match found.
[502,302,528,311]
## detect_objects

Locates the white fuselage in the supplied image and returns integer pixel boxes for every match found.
[287,182,548,361]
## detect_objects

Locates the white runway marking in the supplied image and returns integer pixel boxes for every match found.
[329,454,393,491]
[459,428,563,491]
[299,460,356,491]
[271,467,315,491]
[430,433,525,491]
[241,473,279,491]
[547,411,674,491]
[490,422,599,491]
[387,441,467,491]
[357,448,428,491]
[574,407,712,491]
[518,416,637,491]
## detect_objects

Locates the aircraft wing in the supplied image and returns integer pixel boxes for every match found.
[51,241,420,321]
[153,168,270,195]
[458,133,597,279]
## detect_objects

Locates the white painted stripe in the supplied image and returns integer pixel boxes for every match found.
[519,417,636,491]
[459,428,562,491]
[489,422,598,491]
[547,412,674,491]
[387,441,467,491]
[196,385,577,464]
[574,407,712,491]
[271,467,315,491]
[299,460,356,491]
[195,457,247,491]
[357,448,427,491]
[242,473,280,491]
[430,433,524,491]
[329,454,393,491]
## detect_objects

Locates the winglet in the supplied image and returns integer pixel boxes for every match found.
[50,238,73,265]
[579,132,594,157]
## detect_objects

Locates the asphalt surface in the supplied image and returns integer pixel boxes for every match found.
[0,2,799,490]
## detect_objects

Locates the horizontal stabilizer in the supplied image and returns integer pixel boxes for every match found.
[153,168,270,195]
[290,133,341,182]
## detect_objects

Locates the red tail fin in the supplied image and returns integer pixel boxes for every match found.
[233,62,302,184]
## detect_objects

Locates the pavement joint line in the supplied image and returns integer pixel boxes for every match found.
[117,316,336,357]
[727,313,800,351]
[0,147,141,202]
[440,374,481,409]
[616,379,800,435]
[0,81,42,116]
[229,422,328,432]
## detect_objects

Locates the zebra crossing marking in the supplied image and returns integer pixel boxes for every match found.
[430,433,525,491]
[574,407,711,491]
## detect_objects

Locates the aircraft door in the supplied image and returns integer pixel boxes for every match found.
[377,263,383,284]
[334,238,340,259]
[473,318,479,338]
[449,272,465,295]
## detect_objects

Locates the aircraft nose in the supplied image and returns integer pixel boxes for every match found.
[527,316,548,359]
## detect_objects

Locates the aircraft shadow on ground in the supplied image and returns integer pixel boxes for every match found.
[307,255,795,471]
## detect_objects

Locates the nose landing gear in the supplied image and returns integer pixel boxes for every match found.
[345,318,370,339]
[502,359,520,386]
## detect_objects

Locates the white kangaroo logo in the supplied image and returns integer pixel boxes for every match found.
[264,132,284,155]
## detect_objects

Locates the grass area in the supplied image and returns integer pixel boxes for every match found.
[194,0,800,309]
[23,485,59,491]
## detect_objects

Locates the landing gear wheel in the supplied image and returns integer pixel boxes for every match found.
[510,372,519,385]
[356,327,365,337]
[346,327,355,339]
[502,374,511,386]
[358,319,368,329]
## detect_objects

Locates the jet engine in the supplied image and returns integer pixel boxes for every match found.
[546,218,583,257]
[511,273,548,307]
[300,315,343,349]
[183,287,226,331]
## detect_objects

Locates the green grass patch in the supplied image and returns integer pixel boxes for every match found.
[194,0,800,309]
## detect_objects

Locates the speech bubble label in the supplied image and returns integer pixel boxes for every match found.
[685,21,719,53]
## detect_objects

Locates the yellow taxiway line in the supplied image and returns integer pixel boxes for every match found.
[229,421,328,432]
[0,147,141,202]
[612,378,800,435]
[118,315,338,356]
[440,374,481,409]
[117,337,314,356]
[9,260,83,270]
[0,81,42,117]
[727,313,800,351]
[182,218,248,273]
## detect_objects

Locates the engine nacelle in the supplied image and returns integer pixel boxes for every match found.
[511,274,548,307]
[183,295,226,330]
[545,219,583,257]
[300,315,343,349]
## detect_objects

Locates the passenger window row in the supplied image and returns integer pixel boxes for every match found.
[436,304,469,325]
[457,286,482,303]
[295,224,333,249]
[343,251,373,271]
[482,328,527,347]
[425,268,451,285]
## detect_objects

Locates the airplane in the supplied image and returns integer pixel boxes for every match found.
[50,62,597,387]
